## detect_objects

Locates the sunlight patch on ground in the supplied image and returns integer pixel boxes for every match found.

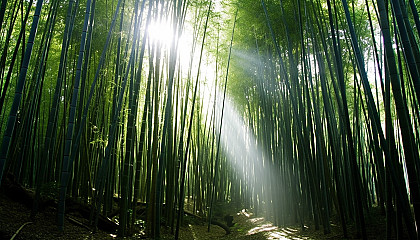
[188,224,197,240]
[247,223,311,240]
[267,230,310,240]
[247,224,278,235]
[238,209,311,240]
[246,222,311,240]
[282,227,299,234]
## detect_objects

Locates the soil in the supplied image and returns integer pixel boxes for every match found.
[0,186,395,240]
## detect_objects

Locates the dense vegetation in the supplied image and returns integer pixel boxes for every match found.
[0,0,419,239]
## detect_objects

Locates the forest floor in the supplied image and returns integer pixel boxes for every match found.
[0,184,393,240]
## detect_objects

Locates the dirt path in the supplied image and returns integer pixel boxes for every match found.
[1,189,391,239]
[181,209,316,240]
[188,223,227,240]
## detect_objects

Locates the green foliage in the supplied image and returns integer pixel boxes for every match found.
[0,0,419,238]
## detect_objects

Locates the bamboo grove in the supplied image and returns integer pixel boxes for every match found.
[0,0,419,239]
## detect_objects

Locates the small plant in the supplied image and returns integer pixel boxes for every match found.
[40,182,59,199]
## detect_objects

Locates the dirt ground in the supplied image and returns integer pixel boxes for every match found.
[0,188,396,240]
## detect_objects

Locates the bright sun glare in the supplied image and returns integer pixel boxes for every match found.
[147,20,174,47]
[146,17,193,71]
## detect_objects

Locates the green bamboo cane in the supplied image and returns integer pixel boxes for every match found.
[57,0,92,230]
[0,0,44,184]
[342,0,417,238]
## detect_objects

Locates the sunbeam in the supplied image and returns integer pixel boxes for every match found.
[210,87,277,214]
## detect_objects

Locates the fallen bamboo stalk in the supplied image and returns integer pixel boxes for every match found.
[10,222,33,240]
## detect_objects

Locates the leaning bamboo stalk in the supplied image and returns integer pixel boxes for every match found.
[208,6,237,234]
[342,0,417,238]
[0,0,45,184]
[57,0,93,230]
[376,0,420,236]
